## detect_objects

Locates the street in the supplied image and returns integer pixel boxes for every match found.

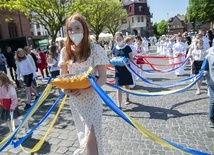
[1,45,214,155]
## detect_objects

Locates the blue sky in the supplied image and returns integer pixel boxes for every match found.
[147,0,189,23]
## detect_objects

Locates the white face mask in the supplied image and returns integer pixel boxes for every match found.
[69,33,84,46]
[117,41,123,46]
[198,45,203,49]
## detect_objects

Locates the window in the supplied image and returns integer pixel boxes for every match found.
[177,25,180,28]
[38,32,41,35]
[139,6,143,12]
[138,17,140,22]
[8,22,18,38]
[132,17,134,23]
[36,23,40,28]
[141,17,144,22]
[129,6,132,13]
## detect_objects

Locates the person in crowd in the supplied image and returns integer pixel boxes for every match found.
[0,71,29,133]
[172,35,187,76]
[124,36,137,88]
[142,37,149,54]
[0,47,7,74]
[166,37,175,64]
[36,47,48,78]
[47,45,61,93]
[206,30,213,47]
[4,46,21,88]
[134,35,146,77]
[30,48,38,72]
[202,39,214,128]
[198,29,210,51]
[112,32,134,108]
[58,13,108,155]
[57,38,65,53]
[24,46,38,91]
[16,48,39,110]
[190,39,207,95]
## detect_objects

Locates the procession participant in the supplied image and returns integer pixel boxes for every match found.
[172,34,187,76]
[59,13,108,155]
[112,32,134,108]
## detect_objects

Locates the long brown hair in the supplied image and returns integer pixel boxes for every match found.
[15,48,27,62]
[47,45,58,63]
[65,13,91,63]
[0,71,14,91]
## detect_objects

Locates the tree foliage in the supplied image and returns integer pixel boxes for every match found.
[104,1,127,38]
[187,0,214,24]
[152,22,159,36]
[157,20,168,35]
[71,0,127,41]
[2,0,73,42]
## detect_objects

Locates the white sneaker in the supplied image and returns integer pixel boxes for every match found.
[195,90,201,95]
[208,121,214,128]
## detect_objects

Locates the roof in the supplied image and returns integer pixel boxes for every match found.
[124,3,150,16]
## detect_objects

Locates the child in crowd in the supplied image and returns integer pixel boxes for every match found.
[0,47,7,74]
[16,48,39,110]
[203,39,214,128]
[0,71,29,132]
[190,39,207,95]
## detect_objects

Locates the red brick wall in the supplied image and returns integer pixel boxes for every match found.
[0,10,31,39]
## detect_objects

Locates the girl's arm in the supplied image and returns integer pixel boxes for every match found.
[9,86,18,110]
[16,62,21,81]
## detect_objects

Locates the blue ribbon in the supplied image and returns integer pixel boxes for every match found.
[12,92,65,147]
[88,75,211,155]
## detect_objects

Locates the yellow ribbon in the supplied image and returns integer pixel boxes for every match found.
[0,83,52,148]
[19,95,67,153]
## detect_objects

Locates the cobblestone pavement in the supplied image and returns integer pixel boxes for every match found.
[1,46,214,155]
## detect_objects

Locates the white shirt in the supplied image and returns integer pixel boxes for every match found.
[16,57,37,80]
[191,49,207,61]
[48,54,60,72]
[172,41,186,56]
[27,54,36,71]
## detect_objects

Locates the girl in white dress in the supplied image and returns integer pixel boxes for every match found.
[172,35,187,76]
[59,13,108,155]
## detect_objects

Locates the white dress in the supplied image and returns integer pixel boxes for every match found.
[59,44,109,155]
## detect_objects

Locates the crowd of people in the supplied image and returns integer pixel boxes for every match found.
[0,12,214,154]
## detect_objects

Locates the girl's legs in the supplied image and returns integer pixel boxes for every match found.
[125,85,130,105]
[30,85,39,97]
[86,125,98,155]
[7,120,12,132]
[39,68,44,78]
[196,79,202,95]
[25,86,32,104]
[117,89,122,108]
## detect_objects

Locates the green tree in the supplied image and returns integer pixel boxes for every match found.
[71,0,126,41]
[157,20,168,35]
[2,0,73,42]
[104,1,127,38]
[187,0,214,25]
[152,22,159,36]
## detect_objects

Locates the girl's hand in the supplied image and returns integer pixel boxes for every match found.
[204,71,208,76]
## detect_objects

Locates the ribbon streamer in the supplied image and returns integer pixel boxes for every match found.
[124,61,197,88]
[129,56,190,74]
[0,79,52,151]
[88,75,211,155]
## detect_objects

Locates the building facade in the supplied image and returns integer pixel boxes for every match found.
[168,14,187,35]
[0,10,34,50]
[120,0,153,37]
[0,10,31,40]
